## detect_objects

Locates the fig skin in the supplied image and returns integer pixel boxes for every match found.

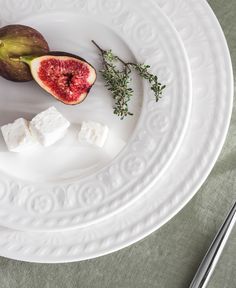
[21,52,97,105]
[0,58,33,82]
[0,24,49,82]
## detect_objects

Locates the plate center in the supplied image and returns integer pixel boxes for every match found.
[0,12,142,183]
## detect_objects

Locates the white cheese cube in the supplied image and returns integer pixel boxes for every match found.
[1,118,39,152]
[30,107,70,147]
[78,121,109,148]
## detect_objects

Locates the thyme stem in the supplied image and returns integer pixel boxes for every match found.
[92,40,166,119]
[91,40,105,54]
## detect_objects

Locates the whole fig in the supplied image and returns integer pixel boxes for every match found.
[0,24,49,82]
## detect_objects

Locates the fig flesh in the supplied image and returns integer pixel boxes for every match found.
[21,52,96,105]
[0,24,49,82]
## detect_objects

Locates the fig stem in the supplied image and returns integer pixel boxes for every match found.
[19,55,35,65]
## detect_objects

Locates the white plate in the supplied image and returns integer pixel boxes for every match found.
[0,0,233,263]
[0,0,191,231]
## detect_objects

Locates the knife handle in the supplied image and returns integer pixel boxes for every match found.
[189,201,236,288]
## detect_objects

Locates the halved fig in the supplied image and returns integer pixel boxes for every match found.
[0,24,49,82]
[21,52,97,105]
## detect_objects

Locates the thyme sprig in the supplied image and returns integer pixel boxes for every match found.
[92,40,166,119]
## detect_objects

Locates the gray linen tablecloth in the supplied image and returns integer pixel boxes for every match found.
[0,0,235,287]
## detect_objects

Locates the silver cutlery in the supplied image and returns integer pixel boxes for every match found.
[189,201,236,288]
